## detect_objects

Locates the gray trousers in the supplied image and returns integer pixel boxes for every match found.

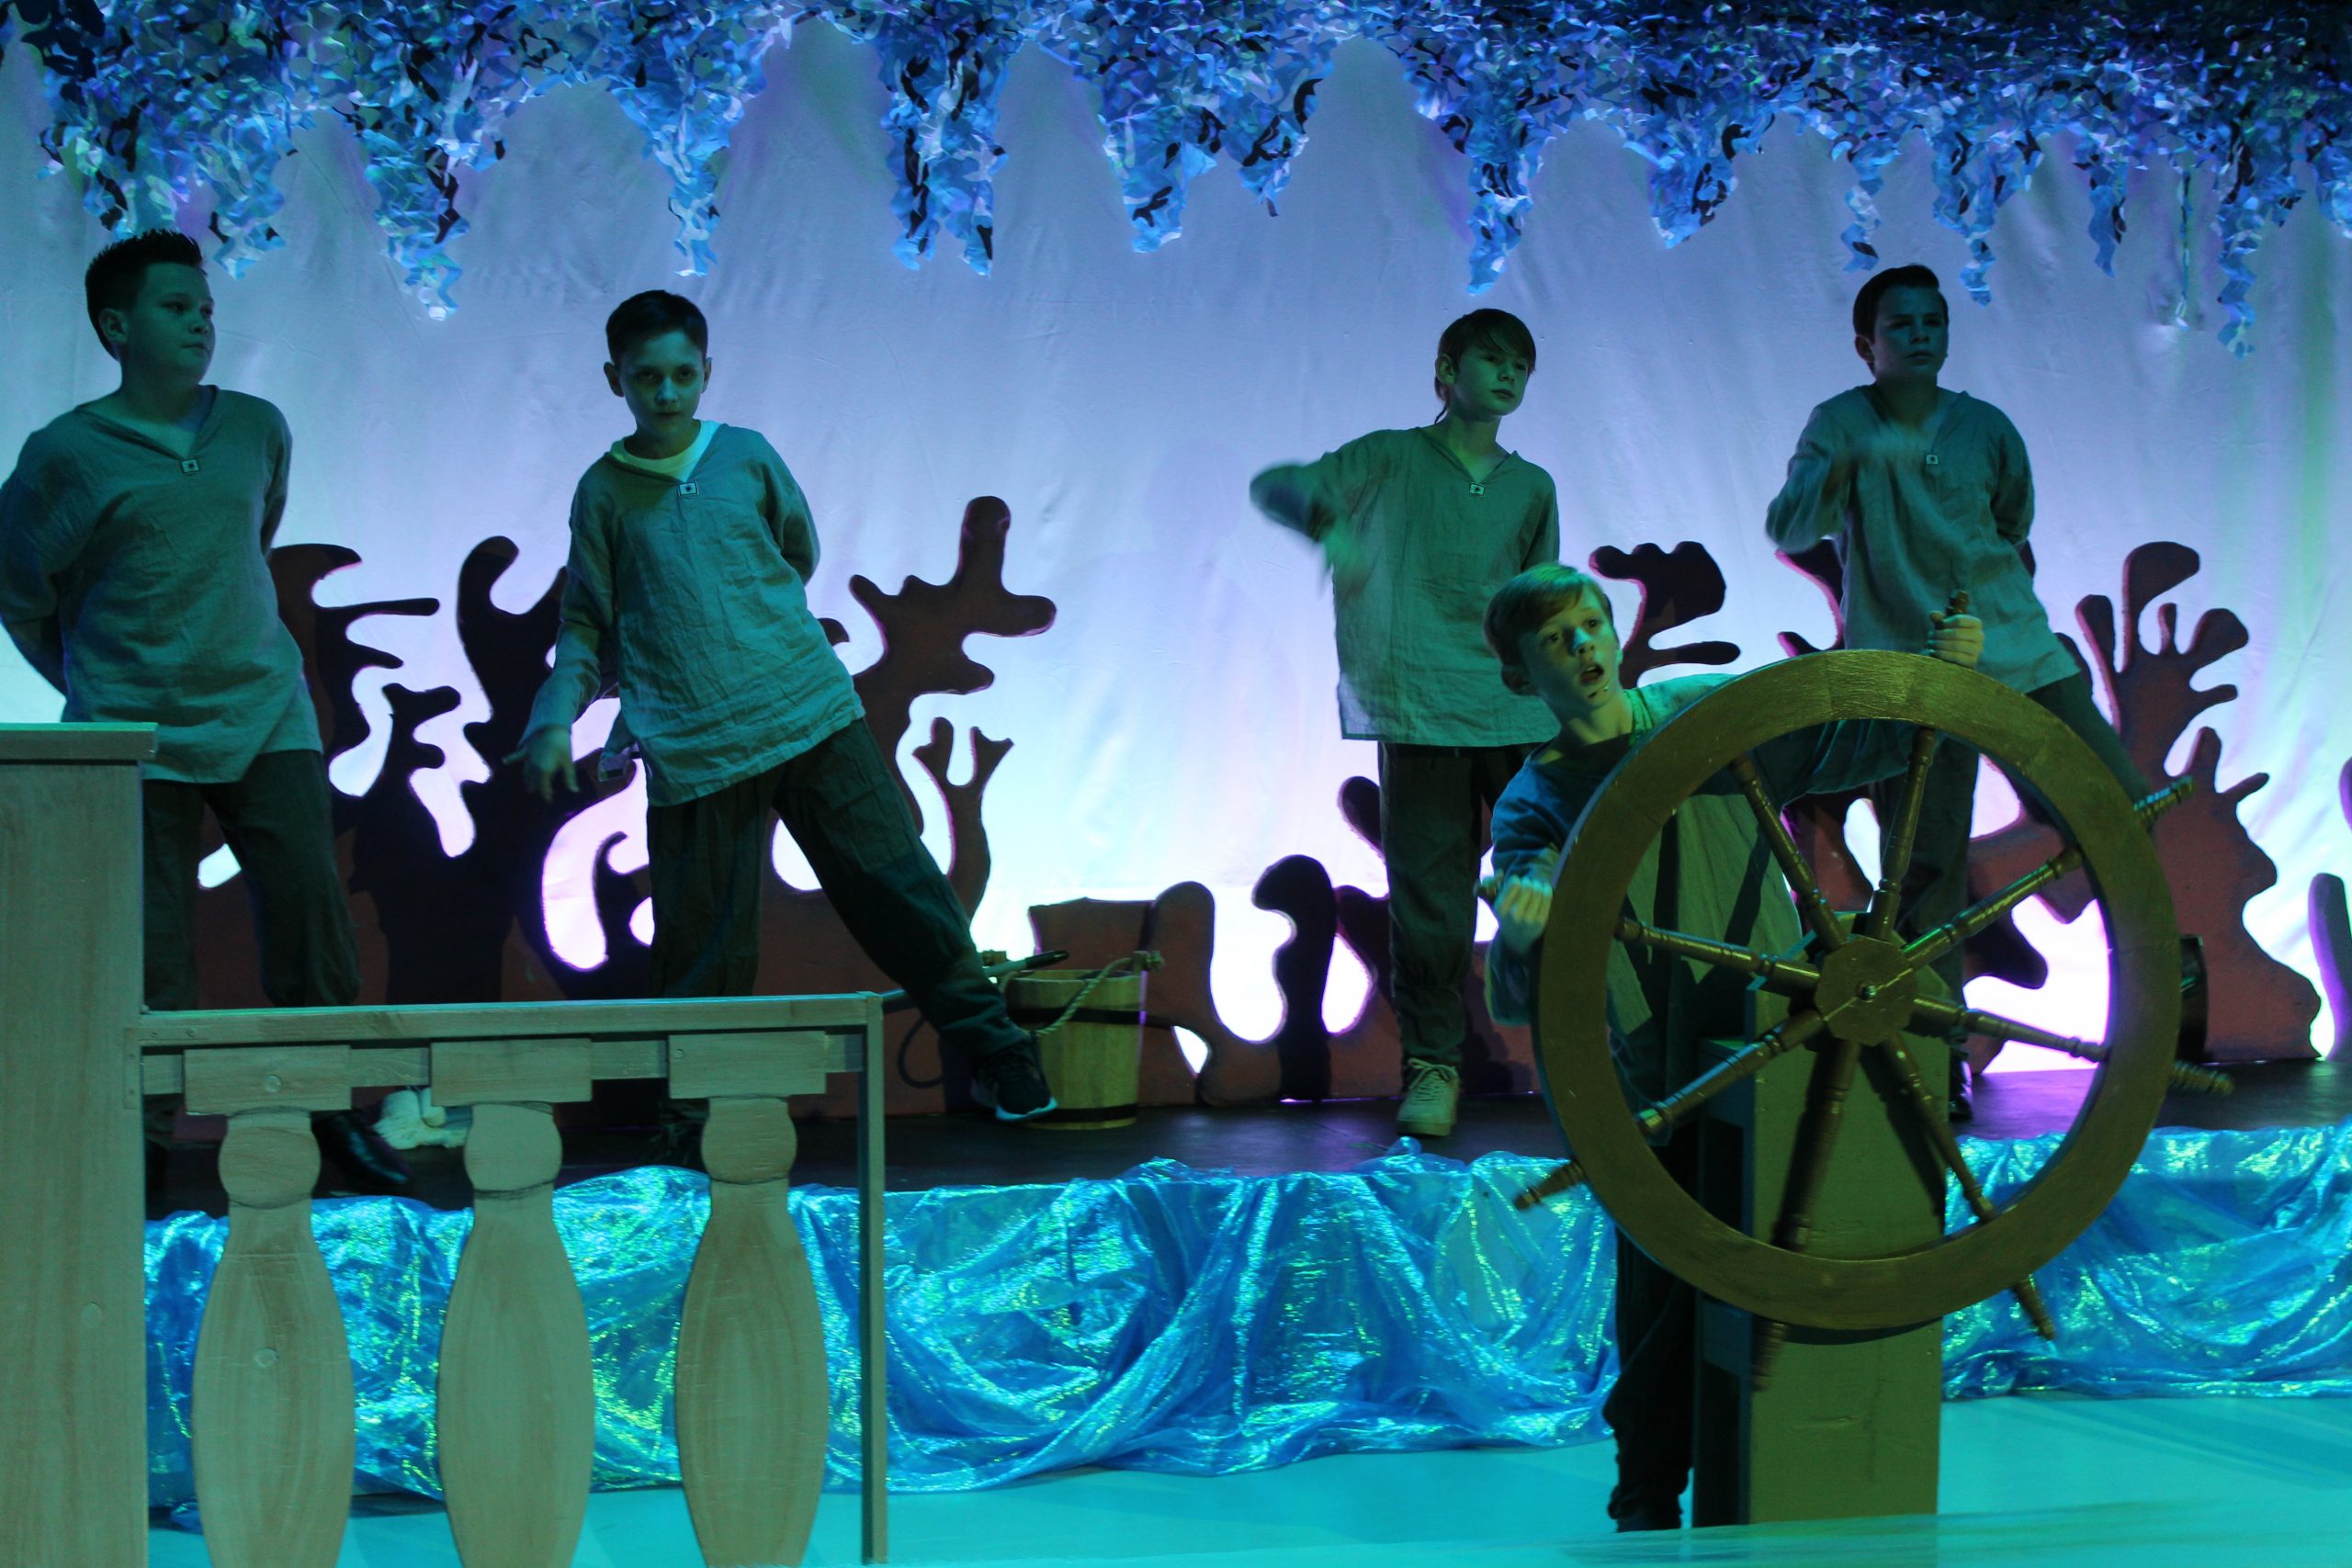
[1873,669,2152,1004]
[1377,741,1530,1070]
[646,719,1026,1065]
[142,748,358,1011]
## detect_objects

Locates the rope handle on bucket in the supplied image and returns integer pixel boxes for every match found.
[1020,951,1165,1040]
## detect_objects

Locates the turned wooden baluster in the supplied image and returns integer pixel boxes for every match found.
[670,1032,833,1567]
[433,1040,595,1568]
[186,1047,358,1568]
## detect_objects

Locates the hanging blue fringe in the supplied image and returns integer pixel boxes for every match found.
[2,1,2343,346]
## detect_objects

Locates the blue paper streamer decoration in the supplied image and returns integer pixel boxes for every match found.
[4,1,2346,347]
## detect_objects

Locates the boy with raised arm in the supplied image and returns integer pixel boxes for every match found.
[0,229,407,1194]
[1249,309,1560,1138]
[1478,562,1982,1531]
[516,290,1054,1128]
[1764,265,2151,1118]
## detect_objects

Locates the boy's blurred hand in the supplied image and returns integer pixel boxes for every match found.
[1926,610,1984,670]
[512,728,577,802]
[1493,873,1553,955]
[1481,844,1561,955]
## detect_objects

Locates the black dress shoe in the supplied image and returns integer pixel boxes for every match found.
[313,1110,413,1195]
[1947,1076,1975,1124]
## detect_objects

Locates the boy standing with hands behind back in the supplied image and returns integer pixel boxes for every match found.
[517,290,1053,1126]
[0,229,407,1194]
[1250,310,1561,1139]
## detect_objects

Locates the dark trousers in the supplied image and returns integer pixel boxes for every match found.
[1875,671,2152,1000]
[1377,742,1529,1070]
[646,720,1026,1064]
[1605,1134,1698,1519]
[142,749,359,1011]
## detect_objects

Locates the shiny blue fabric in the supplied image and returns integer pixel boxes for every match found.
[144,1122,2352,1523]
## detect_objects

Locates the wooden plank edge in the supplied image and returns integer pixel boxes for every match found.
[135,994,885,1049]
[141,1033,864,1095]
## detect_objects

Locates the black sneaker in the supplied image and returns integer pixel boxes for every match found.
[650,1109,707,1172]
[971,1038,1057,1122]
[313,1110,413,1195]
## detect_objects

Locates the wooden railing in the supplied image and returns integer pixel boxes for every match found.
[0,726,890,1568]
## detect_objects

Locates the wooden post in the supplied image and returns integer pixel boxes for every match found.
[668,1032,831,1566]
[1690,985,1950,1525]
[186,1049,360,1566]
[0,724,154,1568]
[857,995,889,1564]
[434,1042,597,1568]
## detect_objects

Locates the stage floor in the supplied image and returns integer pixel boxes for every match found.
[147,1057,2352,1215]
[146,1392,2352,1565]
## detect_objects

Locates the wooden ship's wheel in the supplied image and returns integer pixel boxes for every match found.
[1523,650,2228,1339]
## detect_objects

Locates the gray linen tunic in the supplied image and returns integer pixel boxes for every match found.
[0,389,319,782]
[523,423,864,807]
[1765,387,2075,694]
[1484,673,1915,1104]
[1294,427,1561,746]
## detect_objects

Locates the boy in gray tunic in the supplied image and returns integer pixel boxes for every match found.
[1250,310,1561,1139]
[0,229,405,1193]
[1764,265,2150,1117]
[1478,563,1983,1530]
[516,291,1053,1125]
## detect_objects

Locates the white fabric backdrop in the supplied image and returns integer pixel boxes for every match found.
[3,26,2345,1057]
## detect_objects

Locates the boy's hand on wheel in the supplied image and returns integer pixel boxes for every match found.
[1927,611,1983,670]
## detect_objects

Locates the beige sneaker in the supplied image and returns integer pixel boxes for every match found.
[1396,1061,1461,1138]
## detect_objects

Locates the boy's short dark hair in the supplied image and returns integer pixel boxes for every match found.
[1484,562,1614,670]
[1435,309,1537,404]
[85,229,204,355]
[1852,264,1945,339]
[605,290,708,363]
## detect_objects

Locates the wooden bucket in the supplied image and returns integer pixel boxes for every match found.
[1007,968,1148,1130]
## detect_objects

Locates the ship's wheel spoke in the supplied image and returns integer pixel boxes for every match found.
[1728,755,1848,953]
[1906,996,2233,1096]
[1512,1158,1589,1210]
[1746,1039,1868,1386]
[1521,1008,1843,1210]
[1863,724,1945,942]
[1638,1008,1831,1141]
[1617,917,1820,997]
[1750,1316,1792,1388]
[1872,1034,2056,1339]
[1770,1041,1866,1257]
[1904,780,2196,976]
